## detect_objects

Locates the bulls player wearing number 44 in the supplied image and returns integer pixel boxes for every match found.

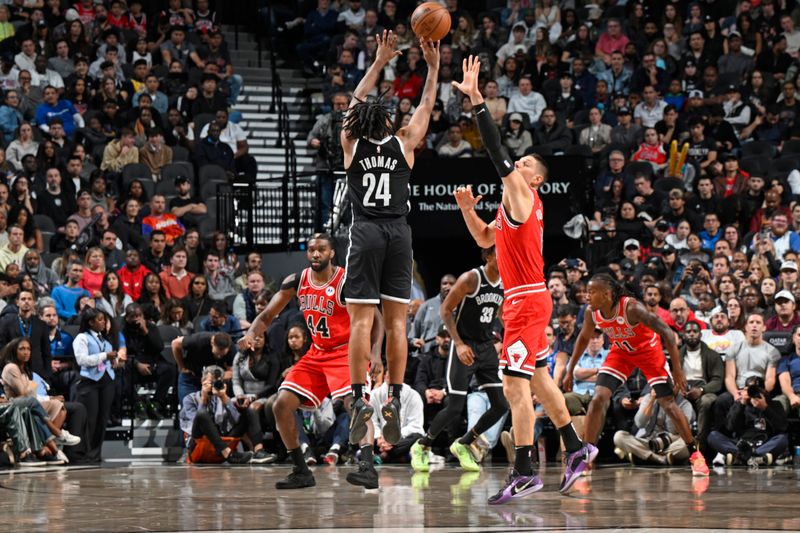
[563,273,709,476]
[339,30,440,462]
[239,234,385,490]
[452,55,595,505]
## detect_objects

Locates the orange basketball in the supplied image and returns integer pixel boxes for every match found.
[411,2,451,42]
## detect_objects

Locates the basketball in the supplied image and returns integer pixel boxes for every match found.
[411,2,451,42]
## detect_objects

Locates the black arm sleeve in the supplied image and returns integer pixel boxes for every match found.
[280,272,303,292]
[474,103,514,178]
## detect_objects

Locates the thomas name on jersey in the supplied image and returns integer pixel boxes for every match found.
[298,294,335,317]
[357,155,399,172]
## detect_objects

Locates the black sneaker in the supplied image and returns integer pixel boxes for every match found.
[304,447,317,466]
[250,450,277,464]
[380,397,402,445]
[40,454,65,466]
[346,460,379,489]
[225,451,253,464]
[348,398,374,444]
[275,469,316,489]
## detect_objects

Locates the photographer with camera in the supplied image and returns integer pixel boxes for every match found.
[178,365,258,464]
[707,375,789,466]
[172,331,233,406]
[612,385,695,466]
[307,92,349,230]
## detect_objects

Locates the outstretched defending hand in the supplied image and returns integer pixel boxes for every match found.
[420,38,440,70]
[375,30,403,65]
[454,185,483,212]
[451,55,482,99]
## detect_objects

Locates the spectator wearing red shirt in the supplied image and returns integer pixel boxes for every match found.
[78,247,106,298]
[766,290,800,332]
[393,62,423,101]
[118,249,152,301]
[631,127,667,171]
[595,18,630,64]
[713,154,749,200]
[159,246,194,300]
[142,194,185,246]
[107,1,132,29]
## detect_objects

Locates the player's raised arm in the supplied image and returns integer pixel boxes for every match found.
[351,30,402,105]
[627,299,687,395]
[398,38,440,151]
[563,308,596,393]
[454,185,496,248]
[239,273,298,351]
[439,269,479,366]
[452,56,530,198]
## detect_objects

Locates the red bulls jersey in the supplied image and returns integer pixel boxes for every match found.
[593,297,661,355]
[297,267,350,351]
[495,189,547,300]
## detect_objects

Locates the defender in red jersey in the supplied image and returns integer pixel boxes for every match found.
[240,234,384,490]
[452,55,595,504]
[564,274,709,476]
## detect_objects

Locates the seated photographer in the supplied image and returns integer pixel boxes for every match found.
[123,303,176,420]
[708,376,789,466]
[613,386,695,466]
[178,365,263,465]
[370,367,424,465]
[231,332,281,463]
[172,331,233,405]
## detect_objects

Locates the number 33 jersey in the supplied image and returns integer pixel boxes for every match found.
[456,266,504,343]
[592,296,661,356]
[297,266,350,352]
[346,136,411,220]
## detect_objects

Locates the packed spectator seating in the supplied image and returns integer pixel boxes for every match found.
[260,0,800,469]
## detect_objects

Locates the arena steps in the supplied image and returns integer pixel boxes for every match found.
[102,418,184,462]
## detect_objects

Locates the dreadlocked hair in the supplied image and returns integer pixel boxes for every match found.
[590,273,629,306]
[343,93,394,141]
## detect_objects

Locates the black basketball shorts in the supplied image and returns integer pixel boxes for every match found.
[343,218,413,305]
[447,339,502,396]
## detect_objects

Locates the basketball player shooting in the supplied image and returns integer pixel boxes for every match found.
[340,31,440,447]
[563,274,709,476]
[451,56,596,504]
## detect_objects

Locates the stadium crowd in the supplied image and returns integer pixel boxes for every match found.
[5,0,800,471]
[262,0,800,469]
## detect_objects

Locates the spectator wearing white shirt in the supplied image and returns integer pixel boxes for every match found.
[32,56,64,92]
[722,84,751,134]
[14,38,36,73]
[370,370,424,464]
[634,85,668,128]
[337,0,365,30]
[507,76,546,124]
[199,109,256,179]
[781,14,800,57]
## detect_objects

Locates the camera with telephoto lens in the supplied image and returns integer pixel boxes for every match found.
[648,432,674,453]
[747,384,763,399]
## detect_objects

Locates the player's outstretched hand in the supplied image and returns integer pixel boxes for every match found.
[454,185,482,212]
[451,55,481,98]
[375,30,402,65]
[420,38,440,70]
[672,369,688,397]
[238,333,256,353]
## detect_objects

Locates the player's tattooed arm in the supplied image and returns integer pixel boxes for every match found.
[627,300,687,393]
[239,273,298,351]
[563,307,596,392]
[454,185,496,247]
[440,269,479,365]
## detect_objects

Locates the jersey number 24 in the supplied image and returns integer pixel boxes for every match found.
[363,172,391,207]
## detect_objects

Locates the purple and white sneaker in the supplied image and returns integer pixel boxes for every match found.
[488,470,544,505]
[559,443,598,494]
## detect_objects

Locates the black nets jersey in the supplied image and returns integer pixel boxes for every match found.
[455,266,504,343]
[346,136,412,220]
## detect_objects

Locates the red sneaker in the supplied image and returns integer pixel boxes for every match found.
[690,451,709,476]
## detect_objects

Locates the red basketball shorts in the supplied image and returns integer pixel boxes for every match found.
[600,347,671,387]
[280,345,351,408]
[500,290,553,378]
